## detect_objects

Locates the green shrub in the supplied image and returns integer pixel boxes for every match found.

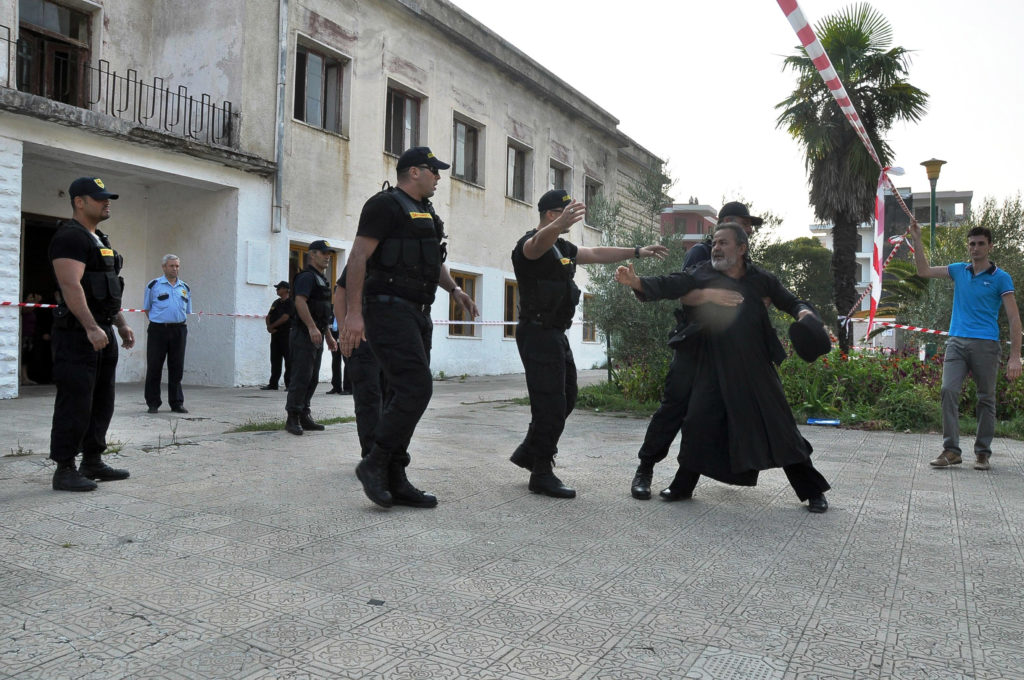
[611,353,669,404]
[875,381,941,431]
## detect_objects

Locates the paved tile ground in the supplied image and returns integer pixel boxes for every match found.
[2,371,1023,679]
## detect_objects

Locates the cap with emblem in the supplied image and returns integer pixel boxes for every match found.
[538,189,572,213]
[69,177,119,200]
[396,147,451,172]
[308,240,337,253]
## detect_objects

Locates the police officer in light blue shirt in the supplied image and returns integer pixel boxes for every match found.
[143,254,192,413]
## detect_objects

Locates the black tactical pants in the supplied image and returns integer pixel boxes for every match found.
[269,329,291,388]
[637,347,697,469]
[49,325,118,464]
[348,342,387,458]
[670,461,831,502]
[516,322,577,463]
[286,325,325,414]
[145,322,187,409]
[364,297,432,468]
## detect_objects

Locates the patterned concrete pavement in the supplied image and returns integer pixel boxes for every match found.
[2,372,1023,679]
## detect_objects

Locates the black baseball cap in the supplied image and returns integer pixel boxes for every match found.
[718,201,763,227]
[538,189,572,213]
[275,280,290,290]
[308,240,337,253]
[69,177,119,200]
[396,147,450,172]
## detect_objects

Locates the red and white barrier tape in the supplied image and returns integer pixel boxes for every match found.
[876,321,947,337]
[1,300,578,327]
[777,0,919,337]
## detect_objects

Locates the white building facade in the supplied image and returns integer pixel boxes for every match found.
[0,0,662,398]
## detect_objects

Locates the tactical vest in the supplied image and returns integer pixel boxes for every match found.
[514,234,581,330]
[56,221,124,326]
[296,266,333,329]
[366,188,446,305]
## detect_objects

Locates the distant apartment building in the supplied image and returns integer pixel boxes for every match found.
[660,200,718,251]
[0,0,663,398]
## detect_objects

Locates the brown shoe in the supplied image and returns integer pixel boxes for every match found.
[974,454,991,471]
[930,450,962,468]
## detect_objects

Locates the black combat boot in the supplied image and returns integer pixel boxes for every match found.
[285,412,303,435]
[630,464,653,500]
[528,455,576,499]
[299,410,325,431]
[53,461,98,492]
[355,447,393,507]
[79,454,130,482]
[389,463,437,508]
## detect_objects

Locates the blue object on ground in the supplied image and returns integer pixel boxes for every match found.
[807,418,841,426]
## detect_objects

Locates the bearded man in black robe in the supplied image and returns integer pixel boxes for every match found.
[615,222,830,513]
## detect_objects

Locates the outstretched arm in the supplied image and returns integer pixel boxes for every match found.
[577,244,668,265]
[521,201,586,260]
[909,220,950,279]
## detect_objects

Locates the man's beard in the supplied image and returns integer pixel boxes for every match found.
[711,254,735,271]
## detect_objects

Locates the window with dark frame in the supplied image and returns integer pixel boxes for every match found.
[504,279,519,338]
[507,142,528,201]
[582,293,597,342]
[452,118,480,184]
[549,162,567,191]
[294,43,344,134]
[584,177,602,227]
[449,272,479,337]
[17,0,91,108]
[385,87,421,155]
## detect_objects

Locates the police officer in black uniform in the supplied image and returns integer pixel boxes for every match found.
[334,264,388,458]
[511,189,668,498]
[48,177,135,492]
[261,280,293,390]
[340,147,478,509]
[285,240,338,435]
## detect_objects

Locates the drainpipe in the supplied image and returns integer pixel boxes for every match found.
[272,0,288,233]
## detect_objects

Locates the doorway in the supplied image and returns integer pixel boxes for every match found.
[21,213,61,384]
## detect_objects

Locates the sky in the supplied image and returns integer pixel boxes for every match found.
[448,0,1024,240]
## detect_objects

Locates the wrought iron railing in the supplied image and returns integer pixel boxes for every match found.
[1,25,240,149]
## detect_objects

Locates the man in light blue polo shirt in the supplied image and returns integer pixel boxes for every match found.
[911,222,1021,470]
[143,254,192,414]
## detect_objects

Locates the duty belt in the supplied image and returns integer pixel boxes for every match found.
[364,294,431,314]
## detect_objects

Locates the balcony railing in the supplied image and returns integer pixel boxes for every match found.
[2,25,240,149]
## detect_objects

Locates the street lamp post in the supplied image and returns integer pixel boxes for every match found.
[920,158,947,251]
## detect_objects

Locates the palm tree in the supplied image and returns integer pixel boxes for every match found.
[776,2,928,351]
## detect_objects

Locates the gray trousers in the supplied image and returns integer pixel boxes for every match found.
[941,336,1001,457]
